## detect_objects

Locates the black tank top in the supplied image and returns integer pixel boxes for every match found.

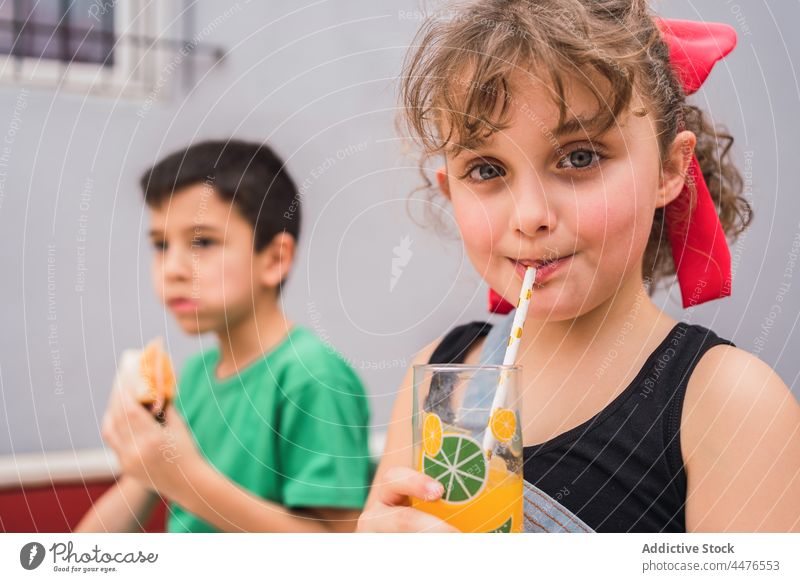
[428,321,735,533]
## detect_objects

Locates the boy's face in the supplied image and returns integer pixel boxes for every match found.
[148,183,273,335]
[440,72,679,321]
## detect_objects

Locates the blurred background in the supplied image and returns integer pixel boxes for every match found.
[0,0,798,529]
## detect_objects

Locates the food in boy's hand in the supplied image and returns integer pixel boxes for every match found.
[114,338,175,422]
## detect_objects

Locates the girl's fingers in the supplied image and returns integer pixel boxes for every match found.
[379,466,445,506]
[359,505,459,533]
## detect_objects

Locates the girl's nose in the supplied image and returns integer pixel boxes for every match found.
[508,176,556,237]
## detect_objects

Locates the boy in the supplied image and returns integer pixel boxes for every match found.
[77,140,371,532]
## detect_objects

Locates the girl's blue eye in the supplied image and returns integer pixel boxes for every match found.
[468,163,506,182]
[558,149,601,170]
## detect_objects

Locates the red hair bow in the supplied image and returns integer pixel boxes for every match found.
[488,18,737,314]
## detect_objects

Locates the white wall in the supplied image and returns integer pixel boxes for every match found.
[1,0,798,455]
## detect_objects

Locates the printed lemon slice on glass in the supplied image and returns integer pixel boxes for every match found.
[422,434,487,504]
[422,412,443,457]
[489,408,517,443]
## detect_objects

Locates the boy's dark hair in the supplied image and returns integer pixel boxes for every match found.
[140,139,300,253]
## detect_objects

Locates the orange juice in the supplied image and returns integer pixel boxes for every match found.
[413,464,523,532]
[413,428,523,533]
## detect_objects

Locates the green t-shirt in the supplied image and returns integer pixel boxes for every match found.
[166,326,371,533]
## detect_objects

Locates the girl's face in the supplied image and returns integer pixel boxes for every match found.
[441,73,670,321]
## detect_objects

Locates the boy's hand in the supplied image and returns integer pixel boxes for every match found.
[102,385,202,500]
[357,466,459,533]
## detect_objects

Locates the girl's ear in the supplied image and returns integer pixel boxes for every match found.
[256,232,295,290]
[436,166,451,200]
[657,130,697,208]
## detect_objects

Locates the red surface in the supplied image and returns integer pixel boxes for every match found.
[0,480,167,532]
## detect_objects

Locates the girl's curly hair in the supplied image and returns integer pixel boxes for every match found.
[400,0,752,292]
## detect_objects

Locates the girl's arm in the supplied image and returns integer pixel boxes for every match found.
[358,338,458,532]
[682,345,800,532]
[73,475,160,532]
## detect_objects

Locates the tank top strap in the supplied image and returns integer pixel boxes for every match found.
[427,321,492,365]
[423,312,519,411]
[425,311,520,366]
[656,323,736,486]
[459,312,516,409]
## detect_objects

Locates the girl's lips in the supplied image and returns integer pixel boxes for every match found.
[511,254,574,284]
[167,298,199,313]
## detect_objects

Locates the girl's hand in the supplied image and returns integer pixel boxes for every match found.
[357,466,459,532]
[101,385,203,500]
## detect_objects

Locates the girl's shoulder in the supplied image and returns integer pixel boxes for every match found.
[679,323,792,437]
[681,342,799,531]
[685,342,792,416]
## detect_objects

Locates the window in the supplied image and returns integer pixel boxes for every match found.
[0,1,222,99]
[0,0,115,66]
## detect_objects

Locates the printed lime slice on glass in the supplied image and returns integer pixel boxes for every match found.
[422,433,487,504]
[488,516,513,533]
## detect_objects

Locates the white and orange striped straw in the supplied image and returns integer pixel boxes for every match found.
[482,266,537,454]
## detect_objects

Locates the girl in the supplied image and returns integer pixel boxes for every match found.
[358,0,800,532]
